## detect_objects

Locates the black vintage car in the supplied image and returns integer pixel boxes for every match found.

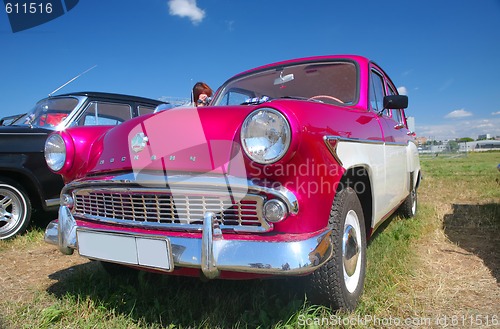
[0,92,167,239]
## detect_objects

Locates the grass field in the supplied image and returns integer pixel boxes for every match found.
[1,151,498,328]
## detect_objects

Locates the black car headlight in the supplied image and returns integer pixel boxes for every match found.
[44,134,66,172]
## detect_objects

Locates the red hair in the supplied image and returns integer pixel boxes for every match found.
[192,82,213,105]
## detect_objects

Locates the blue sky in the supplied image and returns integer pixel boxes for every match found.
[1,0,500,140]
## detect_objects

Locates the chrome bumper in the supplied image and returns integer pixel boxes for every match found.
[45,206,333,278]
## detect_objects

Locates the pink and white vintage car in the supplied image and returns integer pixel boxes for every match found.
[44,55,420,310]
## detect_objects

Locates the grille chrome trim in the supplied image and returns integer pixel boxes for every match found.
[64,173,299,215]
[72,187,270,233]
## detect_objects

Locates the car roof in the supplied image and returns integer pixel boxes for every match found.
[230,54,370,81]
[52,91,167,105]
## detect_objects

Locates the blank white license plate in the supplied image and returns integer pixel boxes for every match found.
[77,230,173,271]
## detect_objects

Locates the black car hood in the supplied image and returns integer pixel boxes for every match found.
[0,125,53,153]
[0,125,53,134]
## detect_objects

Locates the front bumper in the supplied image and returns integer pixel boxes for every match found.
[45,205,333,278]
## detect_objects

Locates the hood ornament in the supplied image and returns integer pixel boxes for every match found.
[131,132,148,153]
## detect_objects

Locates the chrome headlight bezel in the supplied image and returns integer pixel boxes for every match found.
[44,133,67,172]
[240,108,291,164]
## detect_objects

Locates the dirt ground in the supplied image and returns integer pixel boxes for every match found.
[409,201,500,319]
[1,201,499,327]
[1,238,89,303]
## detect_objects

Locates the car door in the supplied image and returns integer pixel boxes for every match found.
[369,67,408,220]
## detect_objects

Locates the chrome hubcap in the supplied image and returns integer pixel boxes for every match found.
[343,224,359,276]
[411,189,417,214]
[342,210,362,293]
[0,188,21,233]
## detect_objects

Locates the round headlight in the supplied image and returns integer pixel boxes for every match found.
[45,134,66,172]
[263,199,288,223]
[241,108,291,164]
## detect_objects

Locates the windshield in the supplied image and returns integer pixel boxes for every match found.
[12,97,79,129]
[213,61,358,106]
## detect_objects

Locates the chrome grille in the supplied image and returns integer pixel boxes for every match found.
[72,188,268,232]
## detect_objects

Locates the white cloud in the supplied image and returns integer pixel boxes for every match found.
[168,0,205,25]
[397,86,408,95]
[444,109,473,119]
[473,120,495,129]
[416,118,500,140]
[492,111,500,116]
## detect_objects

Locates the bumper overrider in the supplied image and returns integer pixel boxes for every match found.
[45,173,333,278]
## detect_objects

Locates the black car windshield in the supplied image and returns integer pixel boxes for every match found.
[12,97,79,129]
[213,61,358,106]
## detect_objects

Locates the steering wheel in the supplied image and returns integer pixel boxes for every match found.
[308,95,344,104]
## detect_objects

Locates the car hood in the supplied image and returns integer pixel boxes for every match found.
[89,106,257,177]
[0,125,52,134]
[0,125,53,153]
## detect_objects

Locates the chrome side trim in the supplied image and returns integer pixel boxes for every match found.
[324,135,410,146]
[385,141,409,146]
[323,136,343,167]
[0,133,47,136]
[325,136,385,145]
[323,135,410,166]
[45,198,60,208]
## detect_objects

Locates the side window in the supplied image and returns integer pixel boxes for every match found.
[77,102,132,126]
[138,105,155,116]
[219,88,255,106]
[369,71,385,112]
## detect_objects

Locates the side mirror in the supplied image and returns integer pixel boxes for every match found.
[383,95,408,109]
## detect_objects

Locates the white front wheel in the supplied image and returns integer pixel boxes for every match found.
[307,187,367,311]
[0,179,31,240]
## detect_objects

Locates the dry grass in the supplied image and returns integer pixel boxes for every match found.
[409,152,500,321]
[1,152,498,328]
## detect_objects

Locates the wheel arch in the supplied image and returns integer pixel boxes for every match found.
[0,169,43,209]
[415,169,422,190]
[338,165,373,240]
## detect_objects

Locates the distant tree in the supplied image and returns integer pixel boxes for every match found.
[458,137,474,142]
[448,140,459,151]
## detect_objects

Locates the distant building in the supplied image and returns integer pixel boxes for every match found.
[459,139,500,152]
[478,133,492,140]
[415,136,427,146]
[458,142,475,152]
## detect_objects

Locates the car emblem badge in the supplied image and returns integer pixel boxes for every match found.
[131,132,148,153]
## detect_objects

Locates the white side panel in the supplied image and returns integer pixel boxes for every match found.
[336,141,386,224]
[335,141,408,227]
[384,145,408,208]
[407,141,421,185]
